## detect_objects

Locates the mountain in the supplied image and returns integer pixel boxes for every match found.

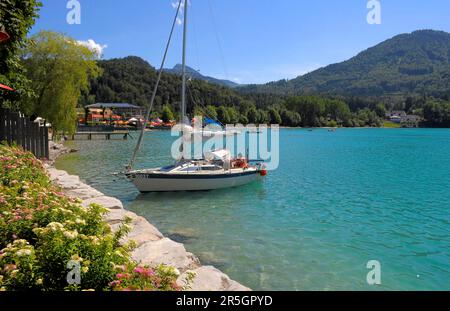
[164,64,239,88]
[84,56,248,111]
[239,30,450,98]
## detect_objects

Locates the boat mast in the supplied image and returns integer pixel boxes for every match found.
[181,0,188,125]
[127,0,183,170]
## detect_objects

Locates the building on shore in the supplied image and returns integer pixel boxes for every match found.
[85,103,143,118]
[385,110,422,127]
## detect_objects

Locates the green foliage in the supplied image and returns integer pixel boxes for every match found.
[21,31,101,134]
[226,106,239,124]
[246,107,258,124]
[285,95,382,127]
[204,105,218,119]
[109,264,194,291]
[239,30,450,100]
[374,103,387,118]
[422,99,450,127]
[280,109,301,127]
[0,0,42,109]
[161,105,174,123]
[81,55,449,127]
[0,144,186,291]
[268,108,282,124]
[216,106,230,124]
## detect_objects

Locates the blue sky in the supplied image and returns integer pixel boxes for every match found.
[31,0,450,84]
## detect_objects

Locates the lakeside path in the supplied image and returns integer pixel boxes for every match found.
[45,141,250,291]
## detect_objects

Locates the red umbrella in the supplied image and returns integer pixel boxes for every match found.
[0,31,10,43]
[0,84,14,91]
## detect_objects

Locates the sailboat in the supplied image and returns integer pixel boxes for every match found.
[125,0,266,192]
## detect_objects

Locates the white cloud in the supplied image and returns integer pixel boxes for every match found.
[171,0,190,26]
[77,39,107,57]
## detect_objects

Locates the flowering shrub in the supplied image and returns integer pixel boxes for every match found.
[0,144,188,291]
[109,264,195,291]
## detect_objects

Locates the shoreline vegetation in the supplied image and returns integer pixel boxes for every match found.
[0,142,250,291]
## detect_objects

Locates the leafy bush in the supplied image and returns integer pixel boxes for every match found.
[0,144,188,291]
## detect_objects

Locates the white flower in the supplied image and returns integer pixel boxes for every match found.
[63,230,78,239]
[75,218,86,225]
[172,268,180,276]
[16,249,32,257]
[48,222,64,231]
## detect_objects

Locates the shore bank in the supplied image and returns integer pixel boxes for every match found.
[46,141,250,291]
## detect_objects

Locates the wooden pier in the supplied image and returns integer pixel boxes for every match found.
[70,131,132,140]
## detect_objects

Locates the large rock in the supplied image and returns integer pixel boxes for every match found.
[132,238,200,272]
[55,174,82,190]
[104,209,139,225]
[82,195,123,209]
[65,186,103,200]
[125,216,163,246]
[47,168,69,181]
[108,214,164,246]
[178,266,251,291]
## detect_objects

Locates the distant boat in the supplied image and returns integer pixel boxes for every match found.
[125,0,266,192]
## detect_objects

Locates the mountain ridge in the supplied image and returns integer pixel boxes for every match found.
[164,64,240,88]
[238,29,450,99]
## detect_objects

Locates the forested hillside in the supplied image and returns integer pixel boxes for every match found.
[81,56,385,127]
[80,32,450,128]
[239,30,450,99]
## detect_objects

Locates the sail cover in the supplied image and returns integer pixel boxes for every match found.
[204,149,231,161]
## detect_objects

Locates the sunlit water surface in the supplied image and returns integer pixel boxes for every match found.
[56,128,450,290]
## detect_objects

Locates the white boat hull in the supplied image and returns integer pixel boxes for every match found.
[127,170,261,192]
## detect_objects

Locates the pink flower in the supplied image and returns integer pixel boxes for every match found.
[134,267,144,274]
[146,269,155,277]
[109,280,121,287]
[116,273,130,279]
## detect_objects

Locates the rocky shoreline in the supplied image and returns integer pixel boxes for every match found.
[44,141,250,291]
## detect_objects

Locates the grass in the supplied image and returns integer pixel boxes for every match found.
[383,121,401,128]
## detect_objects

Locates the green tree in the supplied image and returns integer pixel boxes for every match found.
[227,106,239,124]
[22,31,100,134]
[238,114,248,125]
[423,100,450,127]
[268,108,282,124]
[257,110,270,124]
[0,0,42,110]
[204,105,218,119]
[374,103,387,118]
[161,105,174,123]
[280,110,301,127]
[217,106,230,124]
[246,107,258,124]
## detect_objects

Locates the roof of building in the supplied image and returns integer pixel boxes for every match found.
[86,103,142,109]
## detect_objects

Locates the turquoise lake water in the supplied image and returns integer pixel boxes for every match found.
[56,128,450,290]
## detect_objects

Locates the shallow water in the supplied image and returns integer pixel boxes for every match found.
[56,128,450,290]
